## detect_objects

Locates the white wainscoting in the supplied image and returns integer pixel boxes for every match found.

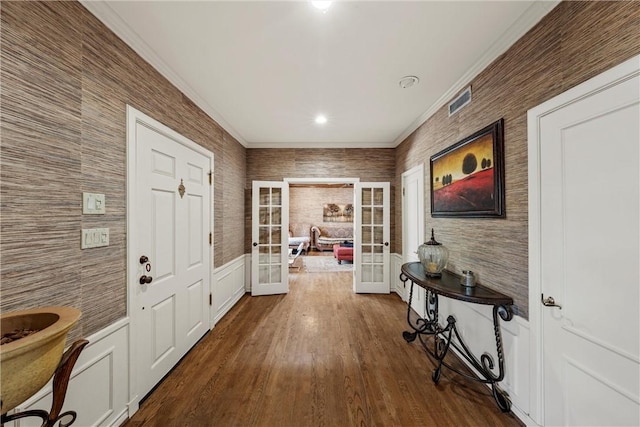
[211,254,247,327]
[8,318,130,427]
[391,253,405,298]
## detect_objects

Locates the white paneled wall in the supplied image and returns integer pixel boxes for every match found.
[211,254,247,327]
[9,319,130,427]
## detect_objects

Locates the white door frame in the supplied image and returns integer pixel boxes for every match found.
[126,105,214,412]
[527,54,640,424]
[401,163,424,302]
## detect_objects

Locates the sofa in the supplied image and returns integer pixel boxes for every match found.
[311,225,353,251]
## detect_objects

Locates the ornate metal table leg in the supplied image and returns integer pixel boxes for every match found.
[431,315,455,384]
[401,274,418,342]
[489,305,512,412]
[402,278,439,342]
[1,339,89,427]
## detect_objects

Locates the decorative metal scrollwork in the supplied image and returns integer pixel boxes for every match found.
[399,263,514,412]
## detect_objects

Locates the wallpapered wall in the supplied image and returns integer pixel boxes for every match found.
[246,149,396,253]
[289,186,355,239]
[0,1,246,338]
[395,1,640,318]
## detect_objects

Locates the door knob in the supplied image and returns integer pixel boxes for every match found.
[253,242,258,247]
[384,242,389,246]
[139,275,153,285]
[140,255,149,264]
[541,294,562,309]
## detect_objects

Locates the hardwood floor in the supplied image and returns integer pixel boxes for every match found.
[123,260,523,427]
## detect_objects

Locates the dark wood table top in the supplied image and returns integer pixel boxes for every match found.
[401,262,513,307]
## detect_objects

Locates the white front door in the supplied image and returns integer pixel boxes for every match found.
[251,181,289,296]
[529,57,639,426]
[354,182,390,293]
[402,165,425,313]
[128,107,212,403]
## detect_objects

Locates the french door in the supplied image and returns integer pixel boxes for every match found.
[354,182,390,293]
[251,181,289,296]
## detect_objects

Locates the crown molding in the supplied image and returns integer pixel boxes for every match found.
[245,140,396,149]
[392,0,561,147]
[79,0,248,147]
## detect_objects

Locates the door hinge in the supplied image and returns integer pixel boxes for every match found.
[209,293,212,306]
[209,232,212,245]
[208,171,212,185]
[402,187,405,196]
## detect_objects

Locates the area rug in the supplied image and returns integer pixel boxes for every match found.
[303,255,353,273]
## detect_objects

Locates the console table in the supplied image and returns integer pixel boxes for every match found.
[400,262,514,412]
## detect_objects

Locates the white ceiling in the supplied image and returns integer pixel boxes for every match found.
[81,1,558,148]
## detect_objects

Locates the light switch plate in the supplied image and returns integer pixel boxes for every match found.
[81,228,109,249]
[83,192,106,214]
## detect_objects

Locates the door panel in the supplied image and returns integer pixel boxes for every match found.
[132,113,212,403]
[151,295,176,366]
[188,194,204,268]
[539,67,639,426]
[187,279,204,334]
[252,181,289,296]
[355,182,390,293]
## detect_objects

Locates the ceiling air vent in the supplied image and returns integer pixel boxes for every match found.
[448,86,472,117]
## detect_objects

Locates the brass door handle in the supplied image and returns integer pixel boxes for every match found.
[541,294,562,309]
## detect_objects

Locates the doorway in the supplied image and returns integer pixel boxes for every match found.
[285,177,358,286]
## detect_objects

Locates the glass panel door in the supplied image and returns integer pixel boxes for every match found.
[355,182,390,293]
[252,181,289,296]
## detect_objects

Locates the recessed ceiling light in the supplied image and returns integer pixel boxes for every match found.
[315,115,328,124]
[399,75,420,89]
[312,1,332,12]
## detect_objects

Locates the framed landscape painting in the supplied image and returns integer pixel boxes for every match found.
[430,119,505,218]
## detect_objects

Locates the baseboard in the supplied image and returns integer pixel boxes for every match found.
[9,318,131,427]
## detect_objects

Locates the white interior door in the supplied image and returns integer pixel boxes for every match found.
[402,165,425,312]
[534,59,639,426]
[251,181,289,296]
[129,107,212,403]
[355,182,390,293]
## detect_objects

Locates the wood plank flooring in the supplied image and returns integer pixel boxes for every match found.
[123,257,523,427]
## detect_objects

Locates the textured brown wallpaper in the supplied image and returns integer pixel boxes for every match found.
[0,1,246,338]
[395,1,640,318]
[245,148,396,253]
[3,0,638,337]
